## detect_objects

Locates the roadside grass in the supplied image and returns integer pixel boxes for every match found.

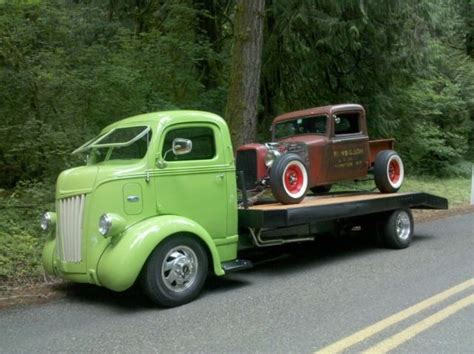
[400,176,471,206]
[333,175,472,207]
[0,175,472,288]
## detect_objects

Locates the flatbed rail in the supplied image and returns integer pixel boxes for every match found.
[238,192,448,229]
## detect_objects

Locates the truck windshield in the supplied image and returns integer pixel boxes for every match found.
[73,126,152,163]
[274,115,327,139]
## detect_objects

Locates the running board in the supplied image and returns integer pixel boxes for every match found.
[221,259,253,273]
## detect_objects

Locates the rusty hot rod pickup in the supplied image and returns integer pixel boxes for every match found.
[236,104,403,204]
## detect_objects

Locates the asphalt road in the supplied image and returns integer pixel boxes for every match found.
[1,212,473,353]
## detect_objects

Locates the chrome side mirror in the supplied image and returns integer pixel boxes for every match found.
[158,138,193,169]
[172,138,192,155]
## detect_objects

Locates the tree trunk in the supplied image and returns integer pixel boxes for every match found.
[224,0,265,150]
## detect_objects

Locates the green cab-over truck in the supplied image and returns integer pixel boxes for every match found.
[41,110,447,307]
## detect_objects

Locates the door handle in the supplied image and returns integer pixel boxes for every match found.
[216,174,224,180]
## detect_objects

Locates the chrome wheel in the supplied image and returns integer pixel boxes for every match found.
[396,211,411,240]
[161,246,198,293]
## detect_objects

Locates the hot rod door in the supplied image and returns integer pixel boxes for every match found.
[328,111,369,181]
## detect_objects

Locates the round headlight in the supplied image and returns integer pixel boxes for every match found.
[99,214,112,236]
[264,150,281,168]
[40,212,52,231]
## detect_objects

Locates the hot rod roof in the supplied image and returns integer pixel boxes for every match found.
[272,104,365,125]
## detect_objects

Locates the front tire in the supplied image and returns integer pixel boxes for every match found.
[270,153,309,204]
[374,150,404,193]
[140,235,208,307]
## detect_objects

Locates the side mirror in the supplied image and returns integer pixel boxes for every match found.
[172,138,192,155]
[157,138,193,169]
[333,114,341,124]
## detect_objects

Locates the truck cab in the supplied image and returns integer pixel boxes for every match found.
[42,111,240,307]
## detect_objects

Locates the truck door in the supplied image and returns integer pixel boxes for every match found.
[328,111,369,181]
[153,123,228,238]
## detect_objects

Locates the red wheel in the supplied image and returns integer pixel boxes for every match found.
[388,158,401,185]
[283,161,306,197]
[270,153,308,204]
[374,150,404,193]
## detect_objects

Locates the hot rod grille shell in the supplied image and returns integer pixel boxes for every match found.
[56,194,85,263]
[236,150,258,190]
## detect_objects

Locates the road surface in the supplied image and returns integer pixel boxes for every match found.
[1,212,473,353]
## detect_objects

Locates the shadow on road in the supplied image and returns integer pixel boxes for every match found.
[57,231,434,310]
[59,274,250,312]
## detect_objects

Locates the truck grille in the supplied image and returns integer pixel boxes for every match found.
[236,150,257,190]
[56,194,85,263]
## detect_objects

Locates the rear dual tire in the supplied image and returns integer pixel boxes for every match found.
[381,208,414,249]
[365,208,414,249]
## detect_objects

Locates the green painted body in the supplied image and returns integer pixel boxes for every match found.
[42,111,239,291]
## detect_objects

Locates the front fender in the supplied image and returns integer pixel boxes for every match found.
[42,238,56,275]
[97,215,225,292]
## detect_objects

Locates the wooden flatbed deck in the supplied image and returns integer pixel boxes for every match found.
[238,192,448,229]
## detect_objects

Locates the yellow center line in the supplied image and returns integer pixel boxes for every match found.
[314,278,474,354]
[363,293,474,354]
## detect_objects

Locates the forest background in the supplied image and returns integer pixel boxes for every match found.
[0,0,473,284]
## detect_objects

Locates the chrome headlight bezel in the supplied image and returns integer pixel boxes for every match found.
[98,214,112,236]
[264,150,281,168]
[40,212,56,232]
[98,213,126,237]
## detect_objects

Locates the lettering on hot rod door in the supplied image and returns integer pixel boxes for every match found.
[327,112,369,181]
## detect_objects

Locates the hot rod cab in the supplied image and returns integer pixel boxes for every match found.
[236,104,404,204]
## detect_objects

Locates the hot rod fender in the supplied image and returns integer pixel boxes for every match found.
[97,215,228,292]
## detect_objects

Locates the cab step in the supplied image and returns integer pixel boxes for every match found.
[221,259,253,273]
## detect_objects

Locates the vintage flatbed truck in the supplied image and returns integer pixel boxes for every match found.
[41,110,447,307]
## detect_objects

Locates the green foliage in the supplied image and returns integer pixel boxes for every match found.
[0,0,228,187]
[261,0,474,175]
[0,0,472,183]
[0,227,43,283]
[0,181,55,284]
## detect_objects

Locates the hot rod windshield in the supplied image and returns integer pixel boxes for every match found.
[274,115,327,139]
[72,126,152,163]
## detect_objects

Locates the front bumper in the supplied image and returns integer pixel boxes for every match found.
[42,239,100,285]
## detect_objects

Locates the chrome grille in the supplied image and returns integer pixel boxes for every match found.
[56,195,85,263]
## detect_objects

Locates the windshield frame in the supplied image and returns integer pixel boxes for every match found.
[72,125,151,154]
[273,114,328,140]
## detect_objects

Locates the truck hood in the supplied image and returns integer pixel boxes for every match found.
[56,166,99,197]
